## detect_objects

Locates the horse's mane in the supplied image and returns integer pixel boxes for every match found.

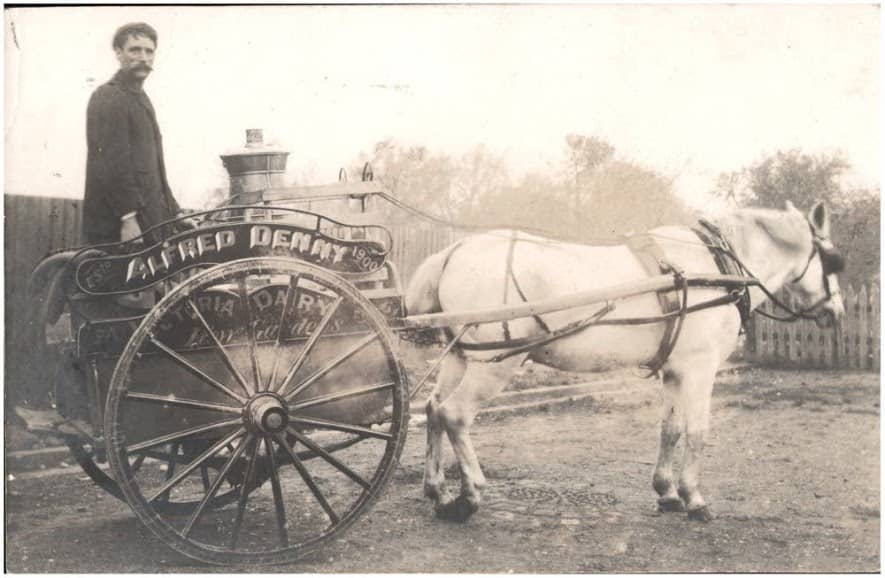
[712,206,810,256]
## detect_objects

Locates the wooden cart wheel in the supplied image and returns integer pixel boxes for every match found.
[105,258,409,566]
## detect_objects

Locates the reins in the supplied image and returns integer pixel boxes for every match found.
[406,213,840,385]
[697,219,835,322]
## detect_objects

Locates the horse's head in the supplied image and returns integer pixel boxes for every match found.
[781,201,846,328]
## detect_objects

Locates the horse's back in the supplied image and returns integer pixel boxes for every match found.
[407,227,744,371]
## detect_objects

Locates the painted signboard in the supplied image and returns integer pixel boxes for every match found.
[75,223,388,295]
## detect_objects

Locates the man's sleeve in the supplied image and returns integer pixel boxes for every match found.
[168,185,182,216]
[87,89,143,219]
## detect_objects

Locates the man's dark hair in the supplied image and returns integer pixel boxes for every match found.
[112,22,157,50]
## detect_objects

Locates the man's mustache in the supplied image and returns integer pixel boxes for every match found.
[133,64,153,71]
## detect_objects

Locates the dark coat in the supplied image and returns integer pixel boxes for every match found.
[83,70,180,243]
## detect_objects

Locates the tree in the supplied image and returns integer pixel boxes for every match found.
[352,135,692,242]
[559,134,693,238]
[451,145,511,222]
[711,150,877,286]
[829,188,880,287]
[580,159,693,238]
[360,139,457,224]
[466,172,569,233]
[745,149,849,210]
[710,170,751,208]
[563,134,615,218]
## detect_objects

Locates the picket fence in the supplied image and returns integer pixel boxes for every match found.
[749,283,880,371]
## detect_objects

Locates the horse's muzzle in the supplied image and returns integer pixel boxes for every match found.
[813,308,843,329]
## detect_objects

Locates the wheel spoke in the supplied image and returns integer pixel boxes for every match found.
[288,381,395,412]
[287,428,372,490]
[264,436,289,547]
[273,296,344,396]
[265,275,299,392]
[200,465,211,492]
[183,433,252,538]
[146,428,246,503]
[126,418,243,453]
[288,416,392,440]
[238,278,263,392]
[130,453,147,472]
[186,298,253,396]
[230,436,260,549]
[273,433,339,525]
[158,443,181,503]
[124,391,242,414]
[148,334,247,404]
[282,331,379,402]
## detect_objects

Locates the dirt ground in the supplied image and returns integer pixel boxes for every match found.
[5,367,879,573]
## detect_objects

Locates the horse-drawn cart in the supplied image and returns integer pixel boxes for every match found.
[20,172,844,565]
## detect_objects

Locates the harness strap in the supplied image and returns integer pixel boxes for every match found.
[437,233,553,349]
[625,233,686,375]
[693,219,753,329]
[501,233,517,341]
[501,232,552,342]
[456,302,614,353]
[444,286,746,354]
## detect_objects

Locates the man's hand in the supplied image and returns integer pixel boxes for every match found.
[120,212,143,242]
[176,212,200,230]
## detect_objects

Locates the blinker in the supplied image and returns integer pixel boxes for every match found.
[819,247,844,275]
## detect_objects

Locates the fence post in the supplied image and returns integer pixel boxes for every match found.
[787,296,800,366]
[838,284,852,369]
[858,284,868,370]
[870,283,880,372]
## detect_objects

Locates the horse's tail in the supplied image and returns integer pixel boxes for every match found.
[404,245,452,316]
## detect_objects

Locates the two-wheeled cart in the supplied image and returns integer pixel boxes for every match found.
[23,185,755,566]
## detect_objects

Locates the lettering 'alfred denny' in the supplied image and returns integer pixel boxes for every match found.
[125,225,362,283]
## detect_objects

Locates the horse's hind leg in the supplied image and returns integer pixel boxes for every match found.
[423,354,467,507]
[653,369,685,512]
[433,360,516,522]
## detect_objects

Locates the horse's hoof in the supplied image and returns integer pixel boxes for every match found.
[434,495,478,523]
[687,505,713,522]
[657,497,686,513]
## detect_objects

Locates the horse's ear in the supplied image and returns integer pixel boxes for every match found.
[808,201,831,238]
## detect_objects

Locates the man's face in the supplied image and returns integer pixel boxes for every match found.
[115,34,155,80]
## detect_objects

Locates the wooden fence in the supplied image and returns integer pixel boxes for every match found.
[5,195,85,406]
[748,284,880,370]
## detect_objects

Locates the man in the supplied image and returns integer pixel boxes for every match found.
[83,22,185,245]
[17,23,179,434]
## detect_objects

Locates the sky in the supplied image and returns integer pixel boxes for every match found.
[4,4,881,211]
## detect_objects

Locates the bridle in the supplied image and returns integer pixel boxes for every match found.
[752,222,844,322]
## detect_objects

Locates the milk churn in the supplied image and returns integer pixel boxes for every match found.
[220,129,289,203]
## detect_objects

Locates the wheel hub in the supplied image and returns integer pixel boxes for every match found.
[244,393,289,434]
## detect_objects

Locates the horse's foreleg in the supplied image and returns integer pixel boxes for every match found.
[423,354,466,507]
[653,369,685,512]
[675,363,718,522]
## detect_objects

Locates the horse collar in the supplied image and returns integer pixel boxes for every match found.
[692,220,753,329]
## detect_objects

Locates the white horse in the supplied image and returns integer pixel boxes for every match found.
[405,201,845,522]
